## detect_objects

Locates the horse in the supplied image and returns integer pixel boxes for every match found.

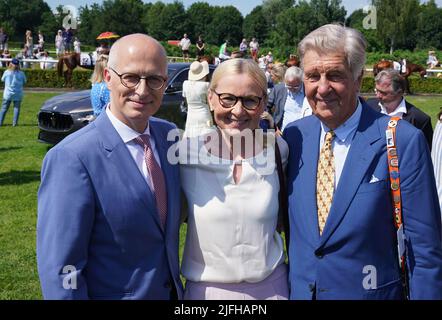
[57,49,110,87]
[372,59,427,94]
[285,55,300,68]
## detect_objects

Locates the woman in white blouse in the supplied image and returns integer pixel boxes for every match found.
[179,58,289,300]
[432,108,442,213]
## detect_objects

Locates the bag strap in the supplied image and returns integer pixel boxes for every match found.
[386,117,409,299]
[275,139,290,253]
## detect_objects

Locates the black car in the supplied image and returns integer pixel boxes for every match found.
[37,63,216,144]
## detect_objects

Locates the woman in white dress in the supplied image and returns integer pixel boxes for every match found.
[179,58,289,300]
[182,61,214,137]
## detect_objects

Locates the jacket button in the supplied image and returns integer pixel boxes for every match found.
[315,250,324,258]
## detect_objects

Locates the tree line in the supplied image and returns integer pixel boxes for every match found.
[0,0,441,54]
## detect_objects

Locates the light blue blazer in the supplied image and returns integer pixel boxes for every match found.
[37,111,183,299]
[284,101,442,300]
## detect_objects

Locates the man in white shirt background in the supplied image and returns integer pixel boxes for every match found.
[366,68,433,149]
[267,66,312,132]
[179,33,191,62]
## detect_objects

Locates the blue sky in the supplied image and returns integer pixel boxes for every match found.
[46,0,442,17]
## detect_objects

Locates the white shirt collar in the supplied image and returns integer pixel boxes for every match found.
[320,98,362,143]
[379,98,407,117]
[105,104,150,143]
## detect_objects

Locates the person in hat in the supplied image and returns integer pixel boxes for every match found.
[0,58,26,126]
[427,50,439,69]
[182,60,214,137]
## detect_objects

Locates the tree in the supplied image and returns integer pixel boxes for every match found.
[38,5,66,44]
[267,3,316,50]
[144,1,189,41]
[309,0,346,26]
[186,2,216,41]
[101,0,146,36]
[206,6,243,46]
[415,0,442,49]
[77,4,108,46]
[372,0,420,54]
[261,0,295,29]
[242,6,269,44]
[346,9,384,52]
[0,0,53,41]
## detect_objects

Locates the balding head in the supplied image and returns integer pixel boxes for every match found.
[108,34,167,73]
[104,33,169,133]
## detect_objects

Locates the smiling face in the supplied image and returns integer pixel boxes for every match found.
[303,50,361,129]
[209,73,265,133]
[104,35,167,133]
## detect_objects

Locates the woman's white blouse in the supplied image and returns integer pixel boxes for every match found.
[180,135,289,283]
[432,120,442,212]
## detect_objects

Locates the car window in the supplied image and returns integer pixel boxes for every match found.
[172,69,188,86]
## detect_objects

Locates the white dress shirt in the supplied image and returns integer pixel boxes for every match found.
[281,85,312,132]
[432,120,442,213]
[180,136,288,283]
[379,98,407,118]
[319,100,362,189]
[106,106,161,192]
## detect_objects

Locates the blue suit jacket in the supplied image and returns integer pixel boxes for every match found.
[284,102,442,300]
[37,111,183,299]
[267,83,288,128]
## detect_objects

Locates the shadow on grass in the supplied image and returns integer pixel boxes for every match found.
[0,170,40,186]
[0,146,22,153]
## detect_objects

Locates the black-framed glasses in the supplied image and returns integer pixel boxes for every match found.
[213,91,264,110]
[374,88,395,96]
[109,67,167,90]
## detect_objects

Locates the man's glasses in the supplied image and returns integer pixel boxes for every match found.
[374,88,395,96]
[109,67,167,90]
[286,84,301,91]
[213,91,264,110]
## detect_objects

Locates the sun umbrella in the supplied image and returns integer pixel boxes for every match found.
[167,40,180,46]
[96,32,120,40]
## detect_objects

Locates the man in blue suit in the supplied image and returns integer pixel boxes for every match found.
[284,24,442,300]
[37,34,183,299]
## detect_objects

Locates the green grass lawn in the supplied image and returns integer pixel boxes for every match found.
[0,92,440,299]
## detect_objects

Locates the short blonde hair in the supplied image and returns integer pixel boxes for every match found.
[271,63,287,84]
[210,58,267,96]
[90,54,109,84]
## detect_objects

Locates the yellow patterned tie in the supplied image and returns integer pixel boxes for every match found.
[316,130,335,235]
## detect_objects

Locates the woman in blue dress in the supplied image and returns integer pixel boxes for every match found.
[90,54,110,116]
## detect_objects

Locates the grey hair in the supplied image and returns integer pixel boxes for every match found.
[284,66,303,82]
[298,24,367,80]
[375,69,406,94]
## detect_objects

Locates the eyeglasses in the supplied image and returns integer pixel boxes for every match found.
[213,91,264,110]
[374,88,396,96]
[286,84,301,91]
[109,67,167,90]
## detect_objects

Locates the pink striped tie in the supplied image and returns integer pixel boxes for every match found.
[134,134,167,229]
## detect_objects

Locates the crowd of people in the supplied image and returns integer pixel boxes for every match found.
[35,24,442,301]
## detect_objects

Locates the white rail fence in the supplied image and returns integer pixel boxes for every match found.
[0,57,441,74]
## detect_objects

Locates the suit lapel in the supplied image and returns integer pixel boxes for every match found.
[95,112,163,231]
[300,118,322,243]
[319,104,384,246]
